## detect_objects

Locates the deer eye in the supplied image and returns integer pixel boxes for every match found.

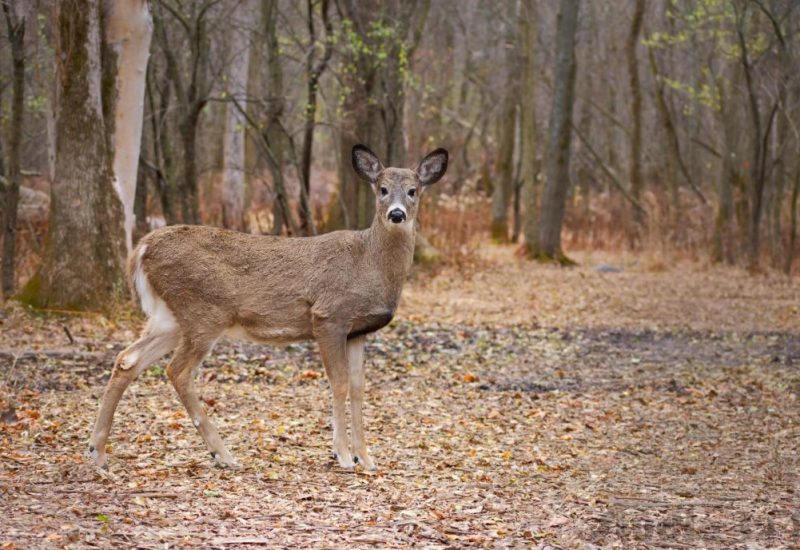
[380,186,388,196]
[408,188,416,198]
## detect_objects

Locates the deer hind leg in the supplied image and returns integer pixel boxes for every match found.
[316,326,354,469]
[89,327,178,468]
[347,335,376,471]
[166,337,238,468]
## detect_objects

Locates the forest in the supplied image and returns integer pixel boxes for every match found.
[1,0,799,548]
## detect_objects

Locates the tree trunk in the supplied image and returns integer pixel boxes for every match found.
[521,0,540,252]
[18,0,126,311]
[221,0,255,232]
[647,46,681,219]
[785,163,800,274]
[179,112,200,224]
[2,1,26,299]
[134,157,149,239]
[264,0,288,234]
[534,0,580,263]
[298,0,332,236]
[105,0,152,251]
[490,2,519,243]
[625,0,645,243]
[145,62,178,224]
[712,102,738,264]
[735,4,765,270]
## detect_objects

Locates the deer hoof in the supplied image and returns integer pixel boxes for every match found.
[355,454,377,472]
[88,445,107,469]
[210,451,240,469]
[332,451,355,471]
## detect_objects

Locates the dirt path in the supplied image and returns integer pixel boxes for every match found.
[1,247,798,548]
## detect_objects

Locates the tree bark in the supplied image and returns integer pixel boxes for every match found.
[734,3,765,270]
[534,0,580,263]
[785,163,800,274]
[263,0,290,235]
[105,0,152,251]
[490,1,519,243]
[18,0,126,311]
[625,0,645,242]
[221,0,255,232]
[521,0,540,253]
[712,102,738,264]
[297,0,332,236]
[2,0,26,299]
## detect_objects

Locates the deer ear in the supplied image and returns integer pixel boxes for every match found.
[417,148,448,186]
[352,144,383,183]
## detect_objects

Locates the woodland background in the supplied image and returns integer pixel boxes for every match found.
[1,0,800,309]
[1,1,799,548]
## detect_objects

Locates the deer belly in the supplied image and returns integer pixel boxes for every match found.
[223,324,310,345]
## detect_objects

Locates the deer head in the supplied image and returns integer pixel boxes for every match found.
[352,145,449,230]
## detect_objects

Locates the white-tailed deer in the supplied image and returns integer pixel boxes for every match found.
[89,145,448,471]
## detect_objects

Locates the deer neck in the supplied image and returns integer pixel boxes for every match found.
[365,217,416,292]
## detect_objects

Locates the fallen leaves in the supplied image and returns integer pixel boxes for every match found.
[1,249,799,547]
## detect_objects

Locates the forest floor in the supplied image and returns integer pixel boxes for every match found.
[1,245,799,549]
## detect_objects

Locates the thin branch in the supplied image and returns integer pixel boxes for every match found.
[571,121,647,216]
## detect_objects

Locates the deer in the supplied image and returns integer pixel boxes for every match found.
[89,144,448,472]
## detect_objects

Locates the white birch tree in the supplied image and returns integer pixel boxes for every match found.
[106,0,153,251]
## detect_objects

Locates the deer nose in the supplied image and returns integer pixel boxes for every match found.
[388,208,406,224]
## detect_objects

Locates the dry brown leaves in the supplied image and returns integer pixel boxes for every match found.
[0,244,798,548]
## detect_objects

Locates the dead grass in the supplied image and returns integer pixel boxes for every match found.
[1,243,799,548]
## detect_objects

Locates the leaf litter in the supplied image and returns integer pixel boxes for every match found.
[0,246,798,548]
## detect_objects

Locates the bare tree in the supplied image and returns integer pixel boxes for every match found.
[521,0,540,250]
[153,0,216,225]
[532,0,580,262]
[297,0,333,236]
[626,0,645,241]
[490,0,519,243]
[221,0,256,232]
[263,0,296,235]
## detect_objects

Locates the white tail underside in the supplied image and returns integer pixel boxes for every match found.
[133,245,177,334]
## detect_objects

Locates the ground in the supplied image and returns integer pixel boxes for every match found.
[1,246,798,549]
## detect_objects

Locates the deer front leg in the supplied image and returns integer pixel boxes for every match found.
[315,325,354,470]
[347,335,376,471]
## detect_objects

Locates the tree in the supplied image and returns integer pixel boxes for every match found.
[521,0,540,251]
[490,1,519,243]
[532,0,580,262]
[221,0,256,232]
[18,0,126,310]
[106,0,153,250]
[1,0,27,299]
[153,0,216,225]
[263,0,295,235]
[297,0,333,236]
[626,0,645,242]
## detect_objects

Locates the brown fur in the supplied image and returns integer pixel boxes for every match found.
[136,222,413,344]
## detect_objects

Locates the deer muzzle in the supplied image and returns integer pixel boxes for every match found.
[388,206,407,224]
